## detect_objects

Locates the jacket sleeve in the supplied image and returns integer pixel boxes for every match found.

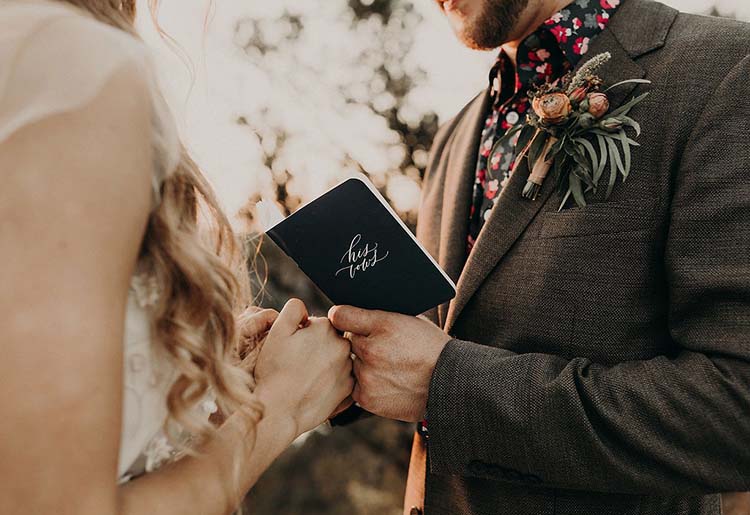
[425,56,750,495]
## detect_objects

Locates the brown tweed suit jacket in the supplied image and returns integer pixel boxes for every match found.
[405,1,750,514]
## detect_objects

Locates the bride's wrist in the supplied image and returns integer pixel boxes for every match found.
[254,382,299,443]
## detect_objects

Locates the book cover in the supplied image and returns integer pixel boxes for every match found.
[263,176,456,316]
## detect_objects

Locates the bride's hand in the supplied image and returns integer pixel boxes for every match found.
[236,307,279,363]
[254,299,354,436]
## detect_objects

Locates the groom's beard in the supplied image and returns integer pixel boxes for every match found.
[459,0,529,50]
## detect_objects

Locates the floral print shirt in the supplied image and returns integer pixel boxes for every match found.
[467,0,621,251]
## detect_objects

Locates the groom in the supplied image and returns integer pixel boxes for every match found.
[329,0,750,514]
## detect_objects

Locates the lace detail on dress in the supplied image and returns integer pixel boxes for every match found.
[119,275,174,481]
[144,398,218,473]
[131,272,161,309]
[119,273,219,483]
[144,433,179,473]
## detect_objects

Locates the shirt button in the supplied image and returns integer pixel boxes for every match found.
[410,508,423,515]
[506,111,520,125]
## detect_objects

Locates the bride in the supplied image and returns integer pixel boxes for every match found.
[0,0,355,513]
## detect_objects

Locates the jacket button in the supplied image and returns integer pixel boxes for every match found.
[410,508,423,515]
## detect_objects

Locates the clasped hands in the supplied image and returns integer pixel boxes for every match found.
[328,305,452,422]
[239,300,451,430]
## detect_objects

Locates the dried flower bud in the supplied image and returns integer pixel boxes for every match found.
[601,117,623,130]
[532,93,572,125]
[587,92,610,119]
[569,87,588,104]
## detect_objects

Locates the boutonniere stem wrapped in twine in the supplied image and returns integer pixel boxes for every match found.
[499,52,650,210]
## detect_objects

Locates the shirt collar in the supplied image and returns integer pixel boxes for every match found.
[490,0,622,96]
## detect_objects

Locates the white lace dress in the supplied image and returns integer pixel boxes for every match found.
[0,0,211,483]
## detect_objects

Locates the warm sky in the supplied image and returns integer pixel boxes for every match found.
[136,0,748,223]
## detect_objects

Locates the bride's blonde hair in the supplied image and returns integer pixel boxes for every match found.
[59,0,264,443]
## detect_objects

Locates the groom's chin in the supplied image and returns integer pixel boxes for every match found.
[454,25,499,51]
[446,13,501,51]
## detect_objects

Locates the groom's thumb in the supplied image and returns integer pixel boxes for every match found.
[328,305,377,336]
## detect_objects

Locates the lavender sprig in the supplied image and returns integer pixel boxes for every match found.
[566,52,612,94]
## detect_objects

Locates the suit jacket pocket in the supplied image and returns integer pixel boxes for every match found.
[539,197,660,239]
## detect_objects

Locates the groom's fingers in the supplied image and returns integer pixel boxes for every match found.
[274,298,309,335]
[328,305,380,336]
[352,354,365,378]
[350,335,373,364]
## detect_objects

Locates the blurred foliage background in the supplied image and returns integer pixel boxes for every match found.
[136,0,750,513]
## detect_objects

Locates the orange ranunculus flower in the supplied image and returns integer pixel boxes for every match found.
[532,92,572,125]
[587,92,610,119]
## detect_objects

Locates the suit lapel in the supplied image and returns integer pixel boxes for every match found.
[444,23,648,333]
[436,90,491,326]
[445,154,556,331]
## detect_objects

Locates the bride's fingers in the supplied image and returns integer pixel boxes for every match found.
[240,308,278,339]
[241,306,264,316]
[273,298,309,336]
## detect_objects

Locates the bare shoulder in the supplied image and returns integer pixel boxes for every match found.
[0,54,155,310]
[0,61,154,233]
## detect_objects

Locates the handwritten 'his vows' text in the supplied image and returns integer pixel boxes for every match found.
[335,234,389,279]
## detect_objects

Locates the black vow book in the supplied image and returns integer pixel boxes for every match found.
[264,176,456,316]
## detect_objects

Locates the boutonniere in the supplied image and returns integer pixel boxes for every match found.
[500,52,650,210]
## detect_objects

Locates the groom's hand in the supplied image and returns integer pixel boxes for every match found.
[328,305,451,422]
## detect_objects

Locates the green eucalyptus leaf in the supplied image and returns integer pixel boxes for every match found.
[607,138,623,198]
[554,153,569,192]
[567,139,583,158]
[558,188,573,212]
[608,92,650,118]
[606,139,618,198]
[546,135,566,162]
[607,136,626,179]
[575,163,595,189]
[569,172,587,208]
[575,137,599,185]
[621,115,641,136]
[590,128,616,137]
[618,130,632,180]
[569,144,592,181]
[595,133,608,185]
[604,78,652,92]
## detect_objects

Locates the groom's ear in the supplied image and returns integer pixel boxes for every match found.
[328,305,379,336]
